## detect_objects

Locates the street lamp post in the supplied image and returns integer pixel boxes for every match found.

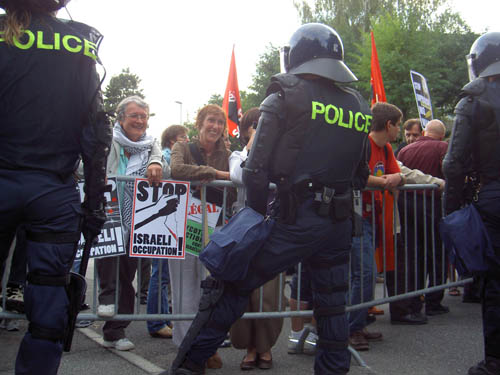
[175,101,183,125]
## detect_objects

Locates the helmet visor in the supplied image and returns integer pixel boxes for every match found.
[466,53,477,81]
[280,46,290,74]
[479,60,500,78]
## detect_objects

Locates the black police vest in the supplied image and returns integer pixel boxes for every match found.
[268,74,371,191]
[0,14,101,176]
[463,79,500,183]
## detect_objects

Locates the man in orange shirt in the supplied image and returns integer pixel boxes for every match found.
[348,102,404,351]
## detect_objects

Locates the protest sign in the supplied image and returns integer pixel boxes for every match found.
[184,194,222,256]
[130,179,189,259]
[410,70,433,128]
[76,177,125,259]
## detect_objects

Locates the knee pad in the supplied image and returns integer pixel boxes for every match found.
[26,272,72,343]
[313,304,348,352]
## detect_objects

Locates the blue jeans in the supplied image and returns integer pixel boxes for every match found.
[146,258,171,333]
[348,217,374,333]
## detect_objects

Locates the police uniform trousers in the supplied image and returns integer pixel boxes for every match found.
[185,198,352,375]
[475,180,500,360]
[0,169,81,375]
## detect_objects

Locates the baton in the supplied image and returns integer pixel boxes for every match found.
[64,229,95,352]
[78,230,95,276]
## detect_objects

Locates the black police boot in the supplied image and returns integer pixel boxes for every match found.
[468,357,500,375]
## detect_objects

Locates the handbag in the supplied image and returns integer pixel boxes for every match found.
[199,207,275,281]
[439,204,494,276]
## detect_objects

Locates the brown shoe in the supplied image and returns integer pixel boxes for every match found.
[240,354,258,371]
[149,326,172,339]
[362,328,383,341]
[240,355,257,371]
[258,357,273,370]
[349,330,369,351]
[206,351,223,369]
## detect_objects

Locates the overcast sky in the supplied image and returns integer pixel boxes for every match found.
[2,0,499,139]
[66,0,301,139]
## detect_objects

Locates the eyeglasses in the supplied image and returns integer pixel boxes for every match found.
[125,113,149,121]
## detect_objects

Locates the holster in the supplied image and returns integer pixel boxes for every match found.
[311,186,352,223]
[328,190,352,223]
[64,272,87,352]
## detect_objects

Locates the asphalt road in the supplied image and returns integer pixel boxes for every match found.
[0,285,483,375]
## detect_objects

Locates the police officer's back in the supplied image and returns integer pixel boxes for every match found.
[442,31,500,375]
[168,23,370,375]
[0,1,111,374]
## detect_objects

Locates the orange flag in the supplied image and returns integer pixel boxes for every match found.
[222,47,242,138]
[370,31,386,105]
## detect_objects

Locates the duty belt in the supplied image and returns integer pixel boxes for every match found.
[292,179,348,203]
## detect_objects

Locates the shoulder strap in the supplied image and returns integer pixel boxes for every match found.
[188,142,205,166]
[367,139,388,162]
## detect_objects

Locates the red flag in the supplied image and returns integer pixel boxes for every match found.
[222,47,242,138]
[370,31,386,106]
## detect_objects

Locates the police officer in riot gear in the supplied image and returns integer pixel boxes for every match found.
[0,1,111,374]
[168,23,370,375]
[443,31,500,375]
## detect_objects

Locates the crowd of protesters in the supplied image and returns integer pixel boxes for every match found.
[1,94,480,371]
[0,4,496,373]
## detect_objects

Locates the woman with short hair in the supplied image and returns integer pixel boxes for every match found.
[170,104,232,369]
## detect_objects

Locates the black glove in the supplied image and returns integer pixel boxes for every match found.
[81,201,107,241]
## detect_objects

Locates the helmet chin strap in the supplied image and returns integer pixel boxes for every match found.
[63,4,72,20]
[59,0,72,19]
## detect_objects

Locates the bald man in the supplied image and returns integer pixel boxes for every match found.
[398,119,447,176]
[393,119,450,323]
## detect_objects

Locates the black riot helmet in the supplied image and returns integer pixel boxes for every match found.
[0,0,70,12]
[467,31,500,80]
[280,23,357,83]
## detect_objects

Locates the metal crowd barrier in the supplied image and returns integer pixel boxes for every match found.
[0,178,472,324]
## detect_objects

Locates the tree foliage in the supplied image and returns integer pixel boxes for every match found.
[246,44,280,108]
[294,0,477,119]
[203,45,280,149]
[103,68,145,115]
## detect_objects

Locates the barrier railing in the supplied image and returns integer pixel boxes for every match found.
[0,178,472,324]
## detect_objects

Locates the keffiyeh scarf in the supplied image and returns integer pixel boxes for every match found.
[113,123,154,231]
